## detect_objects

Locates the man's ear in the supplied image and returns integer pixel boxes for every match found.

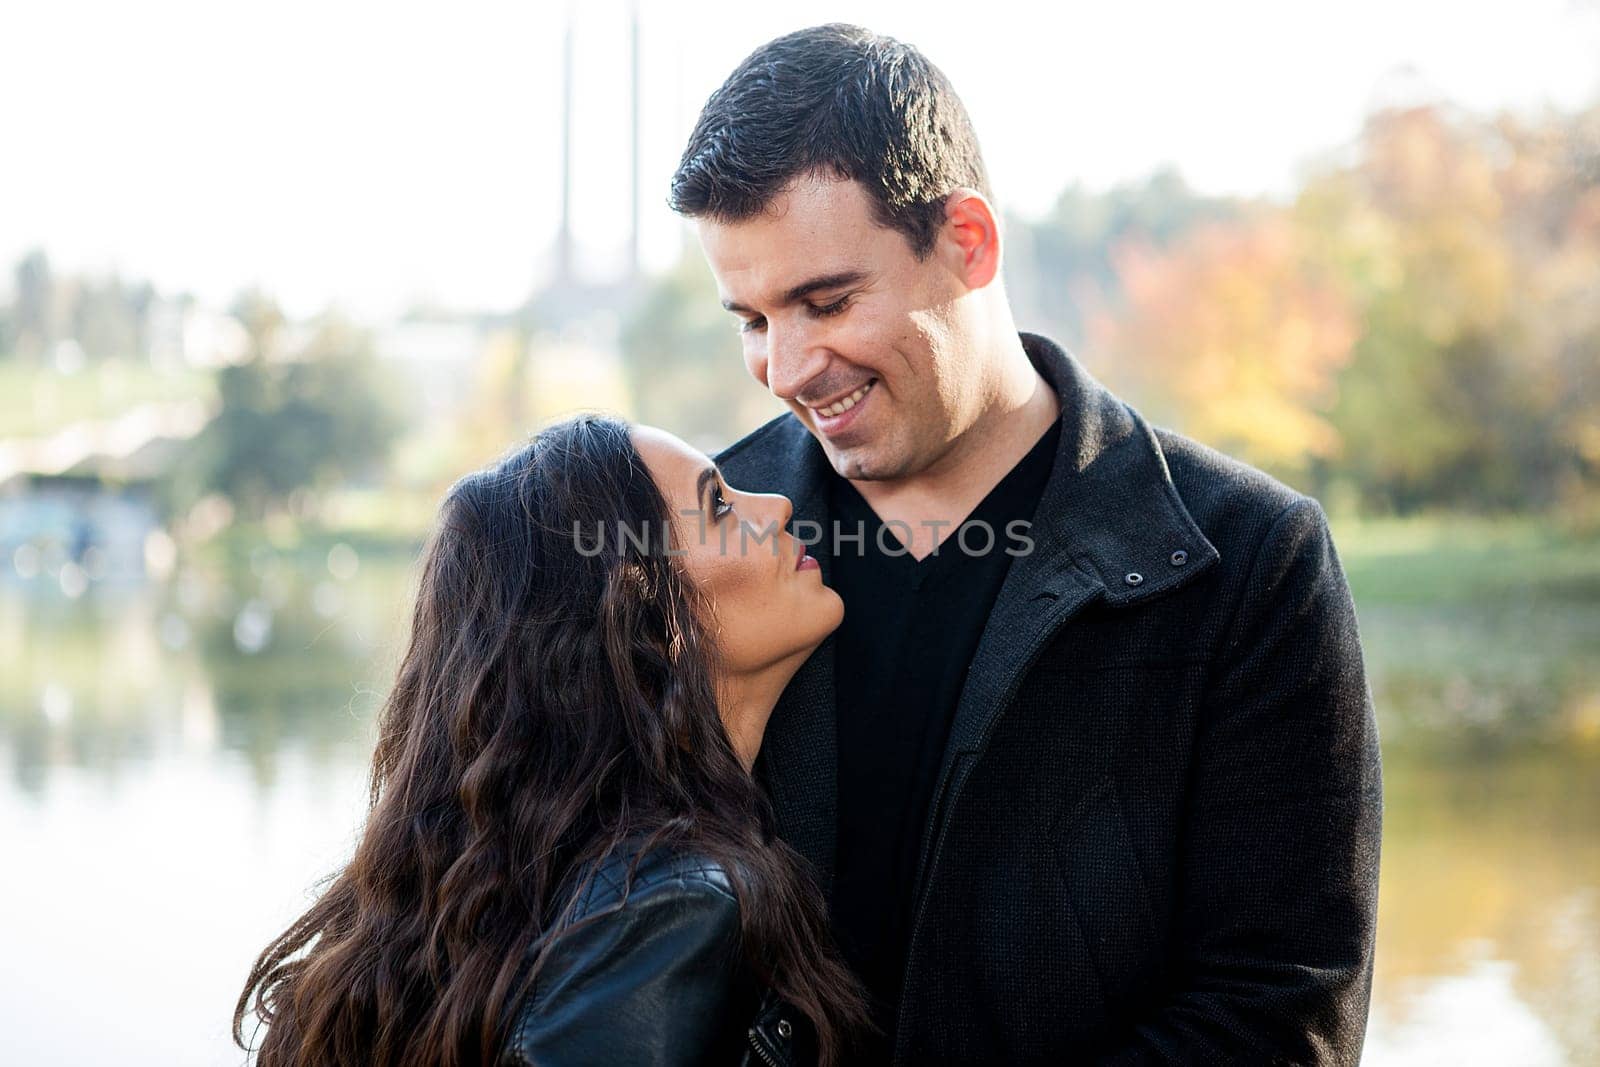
[939,189,1002,290]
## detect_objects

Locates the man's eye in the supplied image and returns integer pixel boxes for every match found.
[810,296,851,318]
[738,316,766,334]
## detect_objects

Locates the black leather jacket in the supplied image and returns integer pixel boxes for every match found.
[497,845,811,1067]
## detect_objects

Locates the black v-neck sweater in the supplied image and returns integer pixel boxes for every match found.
[825,418,1062,1052]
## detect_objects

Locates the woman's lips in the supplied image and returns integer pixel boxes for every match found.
[796,550,819,572]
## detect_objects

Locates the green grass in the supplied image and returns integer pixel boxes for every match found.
[194,490,437,569]
[0,360,214,438]
[1331,515,1600,606]
[1327,516,1600,752]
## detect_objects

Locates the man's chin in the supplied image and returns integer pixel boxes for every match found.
[792,405,903,481]
[824,441,896,482]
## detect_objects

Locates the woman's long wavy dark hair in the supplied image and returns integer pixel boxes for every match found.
[235,413,868,1066]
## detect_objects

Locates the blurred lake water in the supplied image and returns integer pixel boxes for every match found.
[2,522,1597,1066]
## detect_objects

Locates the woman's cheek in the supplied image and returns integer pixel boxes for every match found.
[706,537,761,604]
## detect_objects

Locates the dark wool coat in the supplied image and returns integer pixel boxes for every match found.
[713,332,1384,1066]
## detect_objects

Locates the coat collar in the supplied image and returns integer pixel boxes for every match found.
[1011,330,1220,603]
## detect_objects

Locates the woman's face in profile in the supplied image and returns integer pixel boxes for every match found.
[631,425,843,675]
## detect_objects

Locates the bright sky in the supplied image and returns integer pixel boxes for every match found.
[5,0,1598,320]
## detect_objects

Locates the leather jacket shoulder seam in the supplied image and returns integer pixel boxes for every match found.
[572,856,737,919]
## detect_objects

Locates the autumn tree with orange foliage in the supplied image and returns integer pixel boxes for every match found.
[1299,103,1600,514]
[1085,213,1357,482]
[1017,101,1599,517]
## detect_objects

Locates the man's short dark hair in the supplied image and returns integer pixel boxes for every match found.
[669,23,992,259]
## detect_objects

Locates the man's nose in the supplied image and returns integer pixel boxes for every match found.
[764,321,827,402]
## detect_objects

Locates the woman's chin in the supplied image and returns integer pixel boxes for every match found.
[782,592,845,663]
[810,585,846,635]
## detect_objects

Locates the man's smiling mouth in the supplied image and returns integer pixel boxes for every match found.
[809,378,877,418]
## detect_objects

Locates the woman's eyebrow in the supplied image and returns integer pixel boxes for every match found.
[695,464,719,511]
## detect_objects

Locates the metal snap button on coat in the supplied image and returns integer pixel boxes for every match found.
[776,1019,793,1040]
[1124,572,1144,586]
[1170,549,1188,566]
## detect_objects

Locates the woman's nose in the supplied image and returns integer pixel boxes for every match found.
[746,491,793,545]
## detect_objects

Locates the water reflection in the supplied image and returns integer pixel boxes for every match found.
[1,543,402,797]
[1371,751,1600,1063]
[2,542,1598,1066]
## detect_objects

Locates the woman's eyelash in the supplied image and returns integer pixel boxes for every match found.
[711,483,733,519]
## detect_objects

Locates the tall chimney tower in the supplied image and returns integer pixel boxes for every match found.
[628,1,642,277]
[557,14,575,284]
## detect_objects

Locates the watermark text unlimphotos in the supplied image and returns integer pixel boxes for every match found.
[572,510,1035,559]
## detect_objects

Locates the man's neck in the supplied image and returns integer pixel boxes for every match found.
[848,340,1061,562]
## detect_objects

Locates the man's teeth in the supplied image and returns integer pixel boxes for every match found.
[815,380,874,418]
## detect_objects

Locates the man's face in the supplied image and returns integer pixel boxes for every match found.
[695,174,981,482]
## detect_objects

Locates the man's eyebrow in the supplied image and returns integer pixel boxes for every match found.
[720,270,868,314]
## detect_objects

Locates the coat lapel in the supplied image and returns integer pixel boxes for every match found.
[913,334,1222,890]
